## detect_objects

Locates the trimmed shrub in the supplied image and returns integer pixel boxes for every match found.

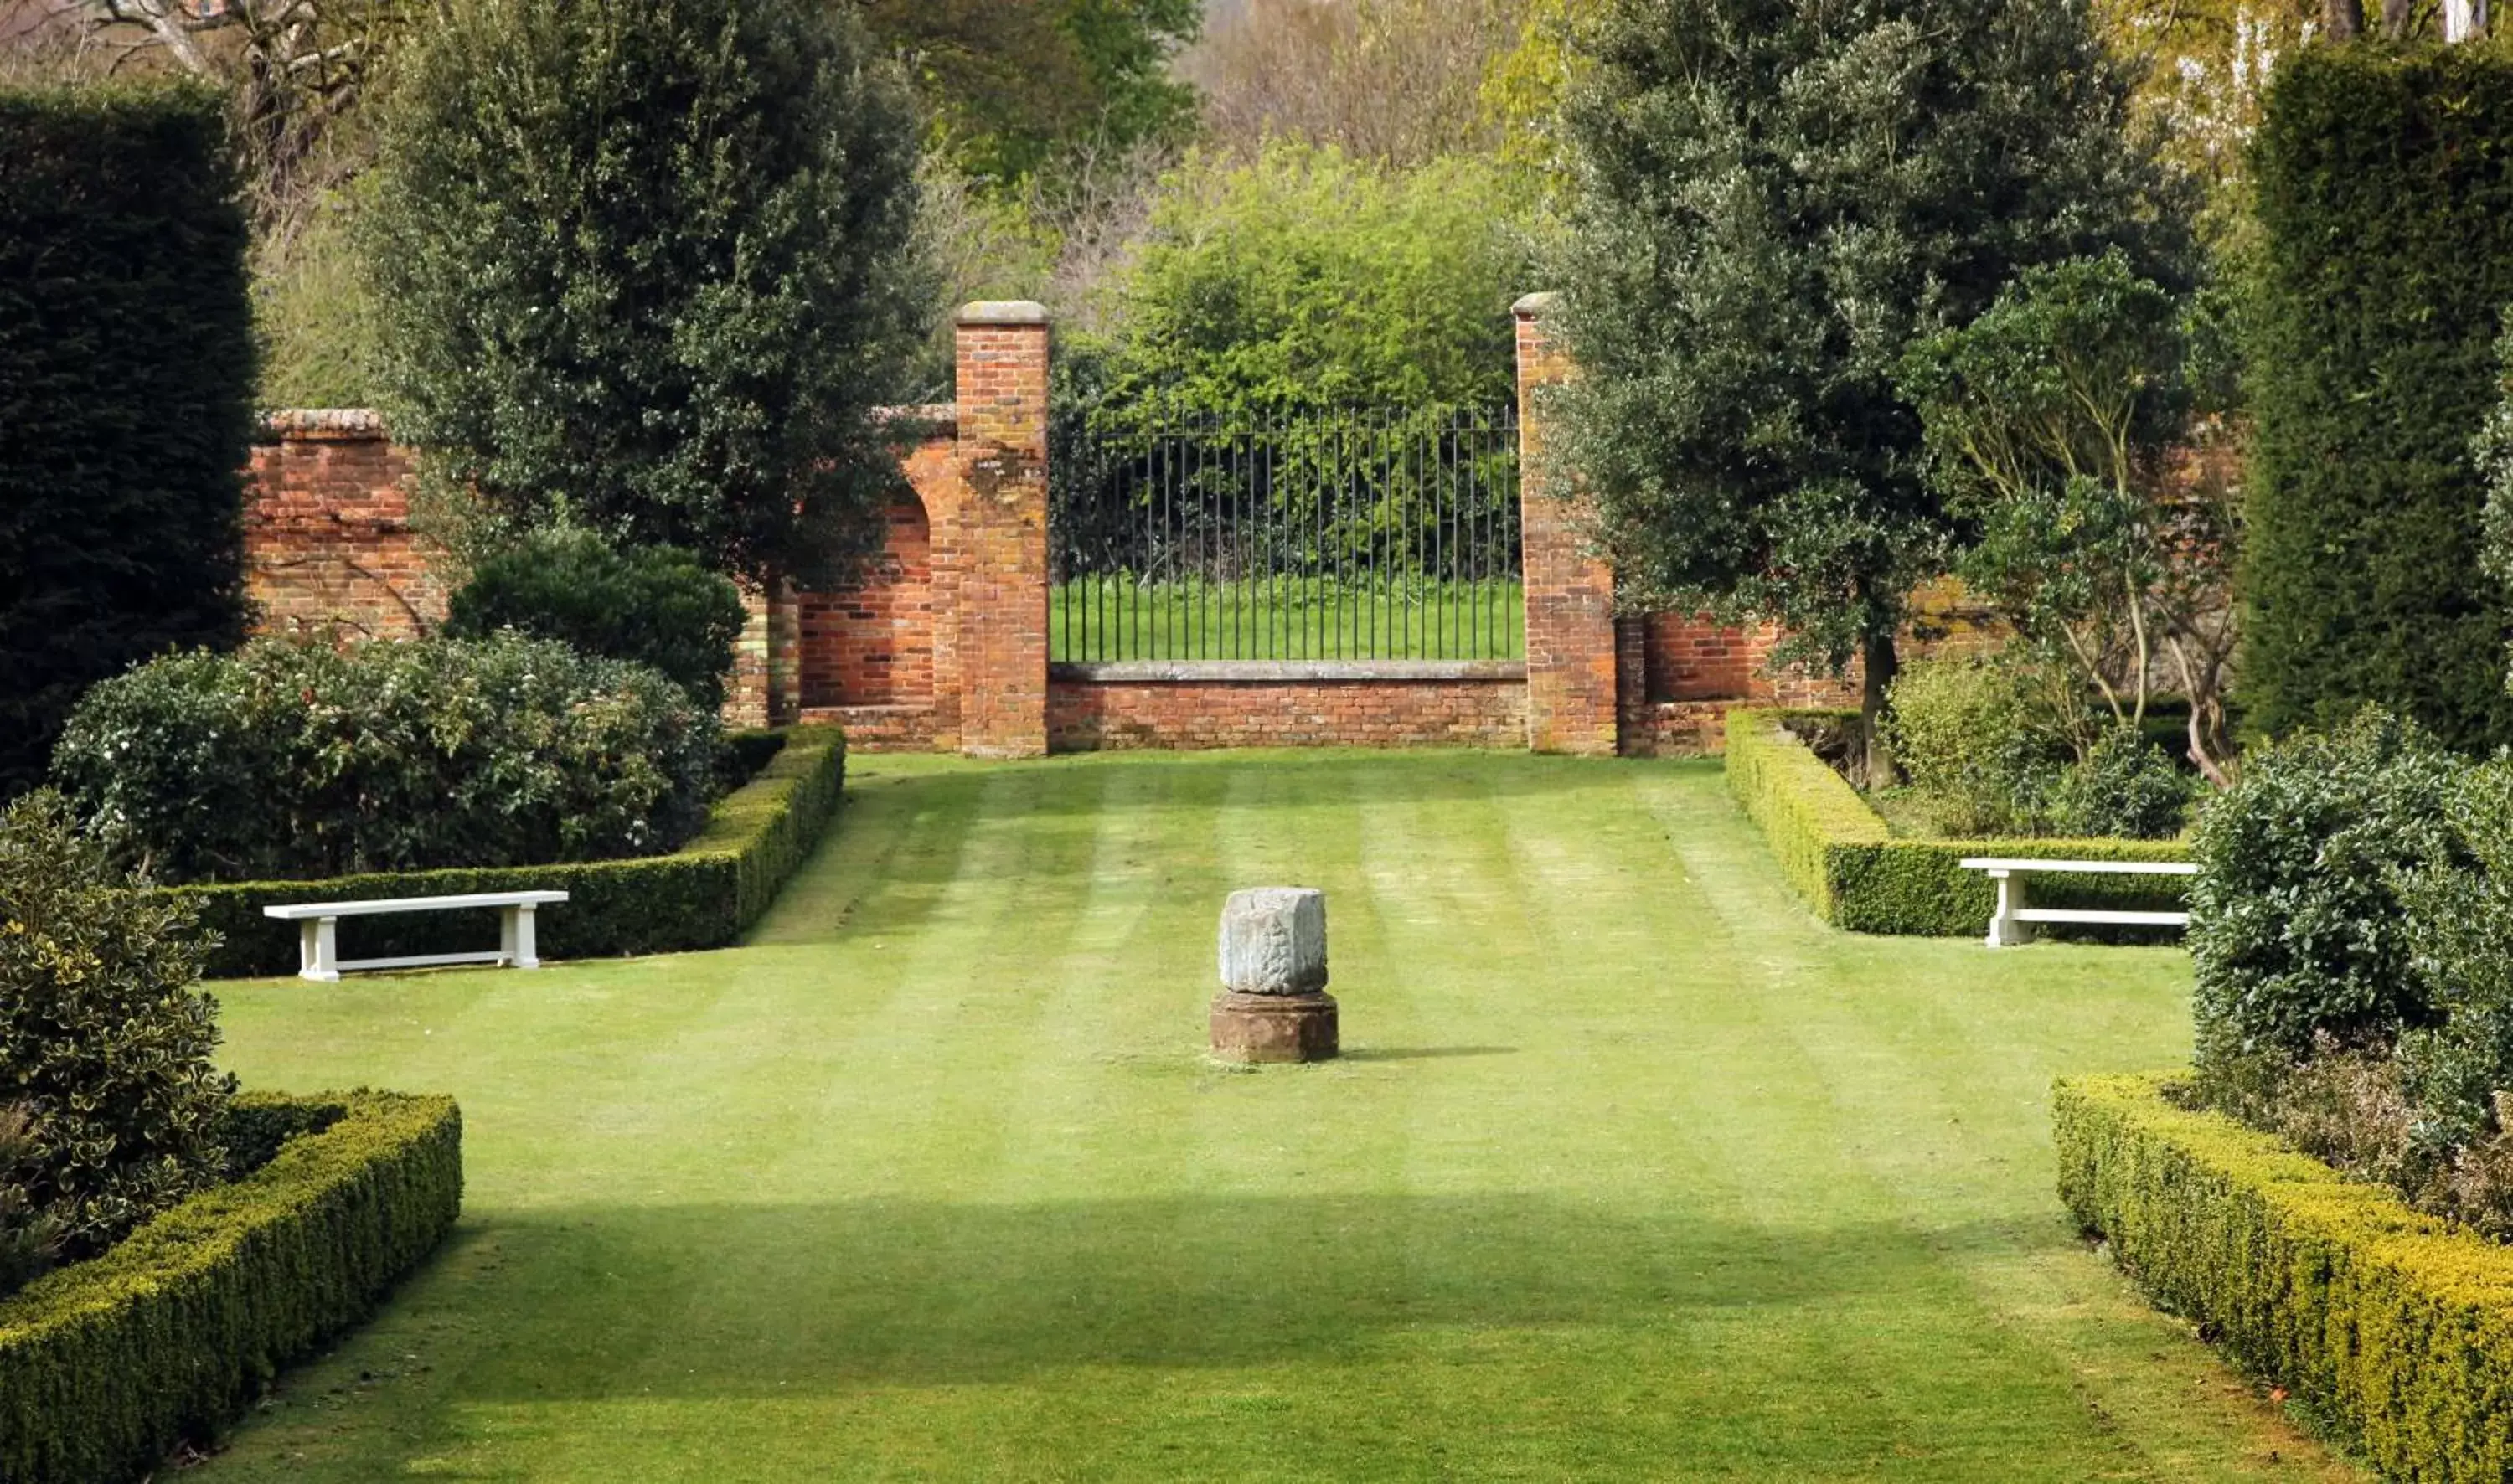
[2047,727,2195,842]
[2188,709,2468,1078]
[2243,44,2513,753]
[1726,709,2190,936]
[50,634,716,883]
[2393,758,2513,1151]
[181,726,845,978]
[2056,1073,2513,1484]
[443,528,749,715]
[0,1091,462,1484]
[0,82,256,797]
[1881,657,2071,836]
[0,792,232,1270]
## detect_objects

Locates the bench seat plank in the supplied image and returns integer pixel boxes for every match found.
[1958,858,2195,877]
[261,890,570,921]
[2012,909,2191,927]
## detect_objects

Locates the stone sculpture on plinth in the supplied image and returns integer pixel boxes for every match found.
[1210,887,1339,1063]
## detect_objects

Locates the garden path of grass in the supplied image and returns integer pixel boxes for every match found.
[201,752,2358,1482]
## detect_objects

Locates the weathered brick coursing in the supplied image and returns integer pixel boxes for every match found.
[1514,295,1620,756]
[243,412,444,641]
[950,303,1052,759]
[1050,679,1529,751]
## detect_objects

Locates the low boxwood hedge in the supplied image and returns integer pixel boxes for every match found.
[1724,709,2189,935]
[0,1090,463,1484]
[183,725,846,978]
[2056,1073,2513,1482]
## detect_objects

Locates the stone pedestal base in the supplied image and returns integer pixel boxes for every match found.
[1210,991,1339,1064]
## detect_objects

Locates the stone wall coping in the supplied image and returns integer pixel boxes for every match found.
[263,404,960,441]
[956,301,1050,327]
[1052,661,1530,684]
[1512,291,1562,317]
[258,408,389,441]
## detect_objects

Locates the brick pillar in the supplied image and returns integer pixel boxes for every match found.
[1515,293,1621,756]
[728,584,773,729]
[949,301,1052,759]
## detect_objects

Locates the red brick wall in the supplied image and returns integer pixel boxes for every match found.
[948,304,1051,758]
[1514,295,1620,756]
[799,496,935,709]
[1050,679,1529,751]
[243,412,445,640]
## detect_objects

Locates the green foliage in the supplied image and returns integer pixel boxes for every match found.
[0,1107,59,1301]
[0,793,234,1267]
[2485,322,2513,678]
[856,0,1199,189]
[1083,142,1535,413]
[2188,709,2469,1076]
[251,183,383,409]
[1881,658,2071,837]
[0,1091,461,1484]
[363,0,931,588]
[2048,728,2195,842]
[1901,254,2238,773]
[0,82,255,797]
[1726,709,2191,936]
[444,529,749,715]
[2392,760,2513,1150]
[49,635,717,884]
[1555,0,2196,699]
[178,727,845,979]
[2054,1072,2513,1484]
[2243,44,2513,753]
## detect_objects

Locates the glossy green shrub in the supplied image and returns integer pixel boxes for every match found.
[2189,709,2467,1073]
[50,633,716,883]
[1881,657,2068,836]
[180,727,844,978]
[0,791,232,1266]
[0,1090,462,1484]
[2056,1074,2513,1484]
[1726,709,2190,935]
[444,529,748,714]
[2047,727,2195,841]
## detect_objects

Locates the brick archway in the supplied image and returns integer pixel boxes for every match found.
[801,495,933,711]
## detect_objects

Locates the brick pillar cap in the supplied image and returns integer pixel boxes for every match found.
[957,301,1050,327]
[1512,291,1562,318]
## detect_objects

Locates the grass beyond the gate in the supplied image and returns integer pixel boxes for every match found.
[199,753,2356,1481]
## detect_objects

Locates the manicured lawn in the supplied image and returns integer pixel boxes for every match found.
[1051,579,1525,663]
[201,752,2356,1481]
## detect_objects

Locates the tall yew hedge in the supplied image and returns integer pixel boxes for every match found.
[2243,45,2513,753]
[0,84,255,798]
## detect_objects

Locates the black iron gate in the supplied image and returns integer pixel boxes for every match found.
[1048,404,1523,664]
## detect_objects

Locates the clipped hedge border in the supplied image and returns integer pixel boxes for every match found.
[2056,1074,2513,1482]
[1723,709,2190,935]
[0,1091,463,1484]
[182,725,846,978]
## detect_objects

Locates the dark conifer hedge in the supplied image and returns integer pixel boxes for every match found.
[0,83,255,797]
[2244,45,2513,752]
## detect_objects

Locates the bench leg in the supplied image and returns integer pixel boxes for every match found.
[511,904,541,970]
[301,917,342,982]
[1987,873,2032,949]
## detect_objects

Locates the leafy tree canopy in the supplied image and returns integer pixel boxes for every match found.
[1552,0,2197,755]
[362,0,931,588]
[1082,141,1535,414]
[853,0,1200,189]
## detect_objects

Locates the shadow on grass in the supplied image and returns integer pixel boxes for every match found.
[375,1193,2020,1404]
[1334,1046,1518,1063]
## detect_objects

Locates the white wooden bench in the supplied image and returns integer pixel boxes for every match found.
[1958,858,2196,948]
[262,891,570,982]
